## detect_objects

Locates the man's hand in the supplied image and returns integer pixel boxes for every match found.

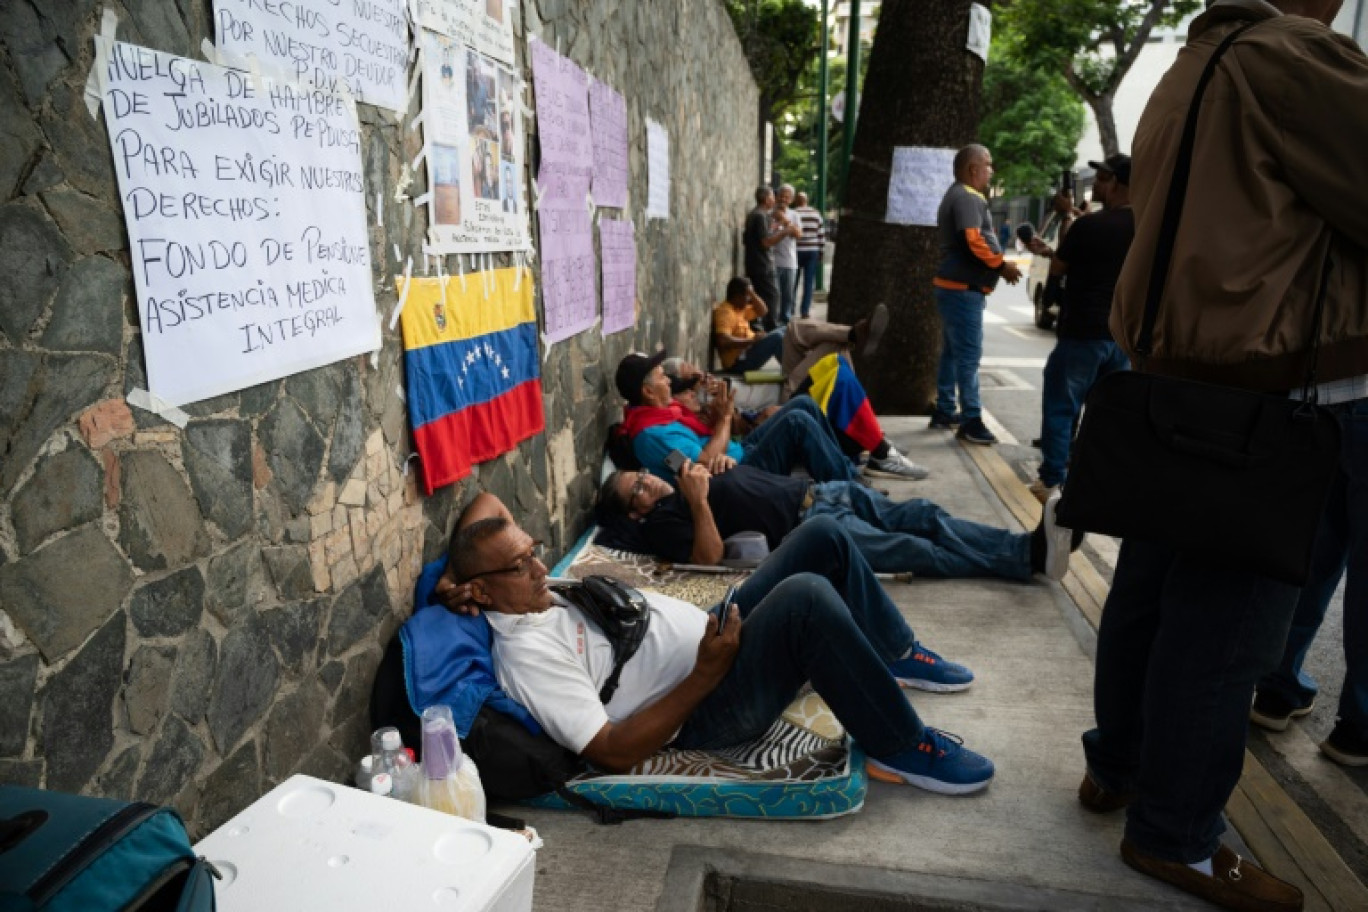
[703,453,736,475]
[695,606,741,683]
[1052,189,1074,215]
[1000,261,1022,284]
[433,576,480,616]
[676,460,711,506]
[1026,237,1051,258]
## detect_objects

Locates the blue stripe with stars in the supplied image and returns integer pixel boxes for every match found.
[405,322,541,429]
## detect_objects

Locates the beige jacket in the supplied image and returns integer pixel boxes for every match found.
[1111,0,1368,391]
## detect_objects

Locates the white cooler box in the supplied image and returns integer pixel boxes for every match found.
[195,775,535,912]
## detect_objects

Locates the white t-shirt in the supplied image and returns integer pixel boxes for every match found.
[486,591,708,754]
[772,209,798,269]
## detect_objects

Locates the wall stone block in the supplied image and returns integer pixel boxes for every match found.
[264,683,326,781]
[0,199,71,340]
[94,744,142,801]
[170,628,217,724]
[0,526,132,661]
[327,374,366,484]
[183,420,254,540]
[204,540,266,625]
[262,544,315,601]
[325,566,391,657]
[196,741,260,838]
[129,566,205,639]
[262,598,325,673]
[40,611,125,792]
[0,760,43,788]
[11,446,103,555]
[124,645,175,736]
[0,352,114,491]
[0,654,39,756]
[206,614,279,755]
[259,397,325,516]
[39,190,126,257]
[79,398,136,449]
[118,449,211,571]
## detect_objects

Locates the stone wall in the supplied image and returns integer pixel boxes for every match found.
[0,0,758,834]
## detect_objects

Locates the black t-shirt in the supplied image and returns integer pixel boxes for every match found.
[743,207,774,278]
[640,465,806,563]
[1055,207,1135,340]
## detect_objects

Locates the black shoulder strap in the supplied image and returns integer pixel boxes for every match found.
[1137,22,1256,358]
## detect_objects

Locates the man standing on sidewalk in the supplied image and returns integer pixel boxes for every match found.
[742,188,795,332]
[1025,154,1134,503]
[929,144,1020,445]
[794,191,825,319]
[1078,2,1368,910]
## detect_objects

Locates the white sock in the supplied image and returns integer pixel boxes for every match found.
[1187,857,1213,876]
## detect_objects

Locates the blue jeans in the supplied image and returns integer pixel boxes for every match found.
[776,267,799,324]
[729,330,786,373]
[1257,398,1368,737]
[740,396,856,482]
[934,287,986,420]
[1083,539,1300,862]
[807,482,1032,580]
[674,516,924,760]
[797,250,821,318]
[1039,339,1129,487]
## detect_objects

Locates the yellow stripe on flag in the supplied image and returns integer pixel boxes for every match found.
[396,267,535,351]
[807,352,841,412]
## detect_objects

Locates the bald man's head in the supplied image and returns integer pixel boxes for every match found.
[955,144,994,193]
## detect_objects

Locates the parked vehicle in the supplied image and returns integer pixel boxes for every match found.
[1025,213,1063,330]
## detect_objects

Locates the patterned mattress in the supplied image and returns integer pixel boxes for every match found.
[531,539,868,820]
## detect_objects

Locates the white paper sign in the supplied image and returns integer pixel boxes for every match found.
[421,29,530,252]
[102,41,380,407]
[886,146,958,227]
[410,0,516,65]
[967,3,992,63]
[645,118,669,220]
[213,0,410,112]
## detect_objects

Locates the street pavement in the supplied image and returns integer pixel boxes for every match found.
[979,259,1368,883]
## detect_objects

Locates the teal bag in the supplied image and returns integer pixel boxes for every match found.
[0,786,216,912]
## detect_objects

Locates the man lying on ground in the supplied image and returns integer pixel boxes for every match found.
[597,461,1074,581]
[663,357,930,480]
[615,349,860,483]
[433,491,996,793]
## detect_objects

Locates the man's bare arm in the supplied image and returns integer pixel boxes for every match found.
[579,610,739,772]
[676,462,723,565]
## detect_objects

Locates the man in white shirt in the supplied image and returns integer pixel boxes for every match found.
[433,492,995,793]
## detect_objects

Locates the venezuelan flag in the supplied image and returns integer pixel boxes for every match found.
[807,353,882,452]
[398,268,545,494]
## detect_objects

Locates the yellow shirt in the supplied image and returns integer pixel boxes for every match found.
[711,301,758,369]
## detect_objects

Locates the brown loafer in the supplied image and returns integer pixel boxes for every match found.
[1078,771,1134,813]
[1121,838,1303,912]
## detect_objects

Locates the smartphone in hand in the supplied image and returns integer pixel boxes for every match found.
[664,449,688,475]
[712,583,738,634]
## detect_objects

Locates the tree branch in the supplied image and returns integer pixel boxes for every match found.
[1110,0,1168,92]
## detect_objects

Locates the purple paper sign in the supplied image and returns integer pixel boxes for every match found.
[589,80,629,210]
[599,219,636,336]
[531,39,597,344]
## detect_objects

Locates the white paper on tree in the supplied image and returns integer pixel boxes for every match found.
[599,218,636,336]
[420,28,530,253]
[213,0,409,112]
[410,0,516,65]
[645,118,669,219]
[588,79,628,210]
[101,41,380,407]
[886,146,957,227]
[967,3,992,63]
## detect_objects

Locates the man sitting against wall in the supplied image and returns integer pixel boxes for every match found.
[614,349,860,483]
[432,491,997,794]
[596,459,1075,583]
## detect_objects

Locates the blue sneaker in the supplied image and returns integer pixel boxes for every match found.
[868,728,995,794]
[889,642,974,692]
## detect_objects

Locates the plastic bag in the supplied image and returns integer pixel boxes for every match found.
[414,705,487,823]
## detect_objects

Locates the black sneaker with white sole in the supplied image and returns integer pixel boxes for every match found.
[956,417,997,446]
[1320,721,1368,766]
[1249,690,1315,733]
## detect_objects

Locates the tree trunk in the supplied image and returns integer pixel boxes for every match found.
[1090,92,1120,159]
[827,0,991,415]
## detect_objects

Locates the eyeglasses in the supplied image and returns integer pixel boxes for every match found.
[628,472,649,507]
[465,540,545,580]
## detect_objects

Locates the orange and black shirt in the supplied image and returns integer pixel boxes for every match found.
[934,183,1003,294]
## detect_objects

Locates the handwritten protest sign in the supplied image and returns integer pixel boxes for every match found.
[531,39,597,344]
[101,41,380,407]
[886,146,957,227]
[213,0,409,112]
[646,118,670,219]
[599,219,636,337]
[411,0,516,65]
[589,79,628,210]
[421,29,530,253]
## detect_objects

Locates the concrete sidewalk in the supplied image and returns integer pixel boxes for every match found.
[495,419,1254,910]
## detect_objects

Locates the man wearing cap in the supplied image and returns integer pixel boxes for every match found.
[1024,153,1134,504]
[614,350,858,483]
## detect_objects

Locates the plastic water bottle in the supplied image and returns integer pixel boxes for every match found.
[374,728,418,802]
[354,755,374,792]
[369,772,393,797]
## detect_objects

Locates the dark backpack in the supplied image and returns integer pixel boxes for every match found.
[0,787,217,911]
[551,575,651,703]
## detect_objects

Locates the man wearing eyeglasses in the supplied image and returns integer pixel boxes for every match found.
[595,461,1074,581]
[433,492,997,795]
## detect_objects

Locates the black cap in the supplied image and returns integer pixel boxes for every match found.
[614,350,667,405]
[1088,154,1131,186]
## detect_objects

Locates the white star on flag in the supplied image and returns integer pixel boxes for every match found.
[502,366,510,379]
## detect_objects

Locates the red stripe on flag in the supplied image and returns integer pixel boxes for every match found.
[844,399,883,452]
[413,379,545,494]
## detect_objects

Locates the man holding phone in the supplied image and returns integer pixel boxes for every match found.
[436,492,995,794]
